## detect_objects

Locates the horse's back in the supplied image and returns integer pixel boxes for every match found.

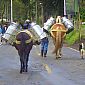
[14,30,33,54]
[50,23,66,38]
[50,23,67,56]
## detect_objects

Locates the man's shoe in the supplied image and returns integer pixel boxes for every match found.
[44,55,47,57]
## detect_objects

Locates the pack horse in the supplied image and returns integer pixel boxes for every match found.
[2,22,34,73]
[50,16,67,59]
[13,30,33,73]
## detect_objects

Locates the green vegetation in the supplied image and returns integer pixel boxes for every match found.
[65,0,85,45]
[81,25,85,39]
[0,0,64,25]
[65,25,85,45]
[65,30,79,45]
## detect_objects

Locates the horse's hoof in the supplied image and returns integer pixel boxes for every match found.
[56,57,58,59]
[26,70,28,72]
[81,57,84,59]
[58,56,61,58]
[24,69,27,72]
[21,69,24,72]
[20,70,22,74]
[60,53,62,56]
[20,69,24,73]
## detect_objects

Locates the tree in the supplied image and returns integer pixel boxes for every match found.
[80,0,85,21]
[0,0,65,24]
[0,0,9,23]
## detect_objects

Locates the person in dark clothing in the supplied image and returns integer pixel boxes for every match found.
[1,25,6,34]
[23,19,31,30]
[0,25,2,45]
[41,37,49,57]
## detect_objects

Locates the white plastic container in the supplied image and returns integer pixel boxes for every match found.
[61,17,74,33]
[44,17,55,31]
[2,22,18,40]
[31,22,46,39]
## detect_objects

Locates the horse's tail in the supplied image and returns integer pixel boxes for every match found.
[21,39,26,49]
[20,33,27,51]
[52,31,62,54]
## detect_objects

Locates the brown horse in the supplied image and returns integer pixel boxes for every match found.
[50,23,67,59]
[13,30,33,73]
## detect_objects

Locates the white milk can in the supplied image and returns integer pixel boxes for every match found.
[31,22,46,39]
[44,17,55,31]
[2,22,18,40]
[61,17,74,33]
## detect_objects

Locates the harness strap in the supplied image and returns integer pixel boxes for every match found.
[51,29,67,32]
[15,38,32,44]
[50,23,67,38]
[16,30,33,44]
[17,30,33,38]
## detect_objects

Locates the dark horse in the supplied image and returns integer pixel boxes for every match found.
[13,30,33,73]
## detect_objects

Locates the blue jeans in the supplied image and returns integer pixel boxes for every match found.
[41,37,49,52]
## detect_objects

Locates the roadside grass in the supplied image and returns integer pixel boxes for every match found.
[81,25,85,38]
[65,30,79,45]
[65,25,85,45]
[81,25,85,29]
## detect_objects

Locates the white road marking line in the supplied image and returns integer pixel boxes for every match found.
[66,47,79,52]
[66,47,85,55]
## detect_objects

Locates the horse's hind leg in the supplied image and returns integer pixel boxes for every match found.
[25,63,28,72]
[58,48,62,58]
[26,54,29,72]
[20,58,25,73]
[55,49,62,59]
[20,61,23,73]
[24,63,28,72]
[24,54,29,72]
[55,50,59,59]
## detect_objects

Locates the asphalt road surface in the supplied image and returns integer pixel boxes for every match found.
[0,39,85,85]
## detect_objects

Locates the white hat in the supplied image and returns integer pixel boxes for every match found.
[25,19,30,23]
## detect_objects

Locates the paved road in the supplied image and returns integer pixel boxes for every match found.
[0,39,85,85]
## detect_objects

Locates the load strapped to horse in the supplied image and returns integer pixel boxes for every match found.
[43,16,74,59]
